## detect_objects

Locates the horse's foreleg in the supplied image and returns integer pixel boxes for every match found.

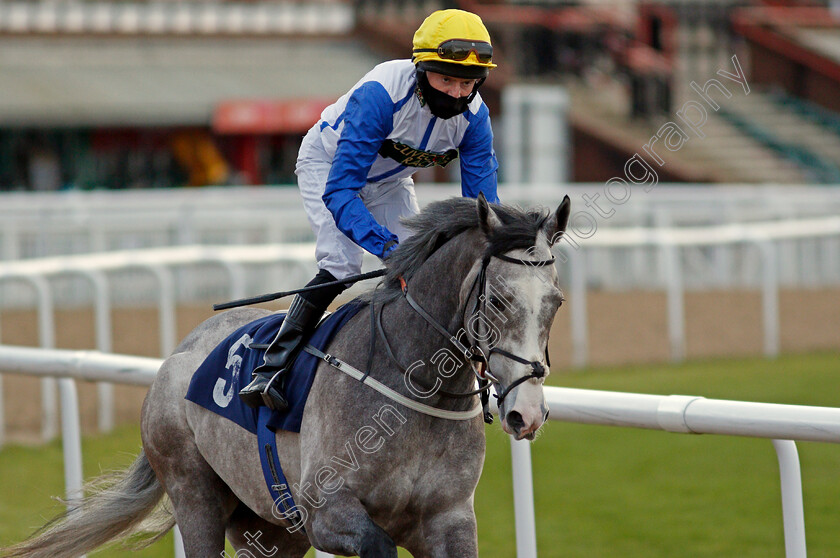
[308,495,397,558]
[415,507,479,558]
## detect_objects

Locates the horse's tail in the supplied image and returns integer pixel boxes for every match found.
[2,449,174,558]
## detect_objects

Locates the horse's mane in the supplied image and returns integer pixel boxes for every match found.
[363,197,551,304]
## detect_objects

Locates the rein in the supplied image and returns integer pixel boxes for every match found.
[376,302,489,399]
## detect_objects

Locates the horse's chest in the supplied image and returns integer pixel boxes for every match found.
[302,410,483,509]
[364,426,483,510]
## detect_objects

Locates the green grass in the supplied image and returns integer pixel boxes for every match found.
[0,425,172,557]
[1,352,838,557]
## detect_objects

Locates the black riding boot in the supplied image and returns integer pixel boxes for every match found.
[239,294,324,411]
[238,268,347,411]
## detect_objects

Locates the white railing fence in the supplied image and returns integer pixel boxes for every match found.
[2,216,839,443]
[0,243,319,442]
[559,215,840,366]
[5,184,840,268]
[1,344,838,558]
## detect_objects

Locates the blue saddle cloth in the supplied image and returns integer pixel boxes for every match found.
[185,299,366,434]
[185,299,366,529]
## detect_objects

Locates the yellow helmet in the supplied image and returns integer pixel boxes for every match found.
[412,9,496,79]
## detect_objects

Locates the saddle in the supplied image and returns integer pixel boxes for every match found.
[185,300,366,434]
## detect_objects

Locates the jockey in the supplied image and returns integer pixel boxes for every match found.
[240,9,500,411]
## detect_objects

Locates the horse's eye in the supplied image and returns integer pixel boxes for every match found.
[488,295,505,310]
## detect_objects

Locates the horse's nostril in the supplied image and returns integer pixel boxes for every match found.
[506,411,525,430]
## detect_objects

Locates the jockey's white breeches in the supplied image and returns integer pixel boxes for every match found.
[296,127,420,281]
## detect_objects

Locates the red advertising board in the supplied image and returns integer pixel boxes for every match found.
[213,98,332,134]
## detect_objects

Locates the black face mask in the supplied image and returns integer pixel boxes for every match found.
[416,70,481,119]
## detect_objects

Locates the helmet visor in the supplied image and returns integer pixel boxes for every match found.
[415,39,493,65]
[417,60,489,79]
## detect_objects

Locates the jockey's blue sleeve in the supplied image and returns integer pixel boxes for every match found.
[459,103,500,203]
[322,81,399,258]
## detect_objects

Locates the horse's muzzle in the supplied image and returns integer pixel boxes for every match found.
[503,409,543,440]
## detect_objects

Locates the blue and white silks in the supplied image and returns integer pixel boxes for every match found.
[297,59,499,277]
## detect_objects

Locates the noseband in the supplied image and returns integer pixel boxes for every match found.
[395,250,555,423]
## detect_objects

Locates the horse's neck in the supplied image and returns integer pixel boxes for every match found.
[405,230,482,326]
[383,231,484,397]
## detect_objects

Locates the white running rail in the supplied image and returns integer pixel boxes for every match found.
[1,345,838,558]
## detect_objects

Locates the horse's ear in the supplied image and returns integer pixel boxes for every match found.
[546,195,571,246]
[477,192,501,234]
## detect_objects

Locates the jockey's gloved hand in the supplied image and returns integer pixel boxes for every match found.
[381,240,399,262]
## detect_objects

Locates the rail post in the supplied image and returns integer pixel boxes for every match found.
[755,239,780,358]
[568,247,588,369]
[511,438,539,558]
[662,240,685,362]
[773,440,807,558]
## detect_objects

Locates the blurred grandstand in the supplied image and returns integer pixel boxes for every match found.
[1,0,840,189]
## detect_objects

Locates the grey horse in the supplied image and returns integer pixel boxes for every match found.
[2,194,570,558]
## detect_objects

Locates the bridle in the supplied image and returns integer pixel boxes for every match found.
[378,248,555,424]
